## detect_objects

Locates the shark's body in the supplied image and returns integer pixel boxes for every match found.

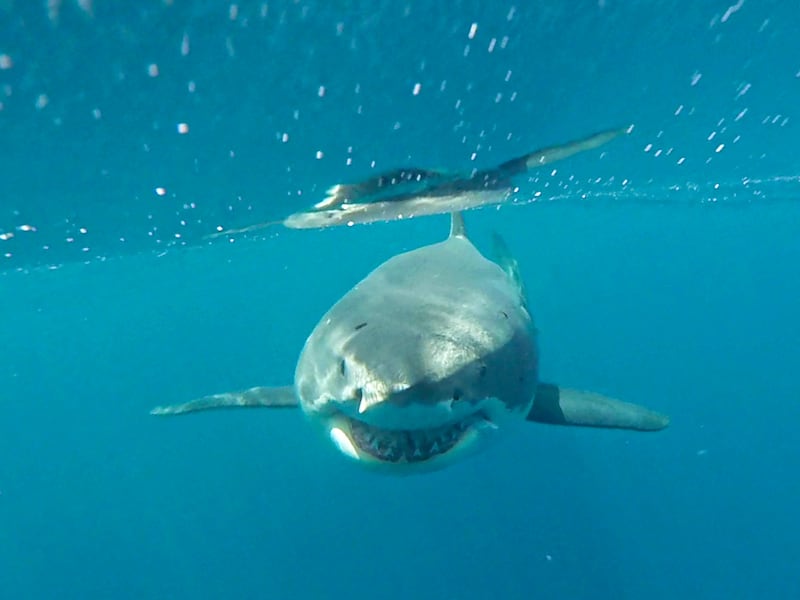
[153,213,668,474]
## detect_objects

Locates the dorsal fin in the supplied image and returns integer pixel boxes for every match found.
[492,232,529,310]
[449,211,466,238]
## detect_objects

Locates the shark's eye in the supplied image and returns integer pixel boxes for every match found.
[339,359,347,376]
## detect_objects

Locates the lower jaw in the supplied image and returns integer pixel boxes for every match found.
[325,414,492,473]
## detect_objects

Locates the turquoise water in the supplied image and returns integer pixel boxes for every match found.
[2,2,799,598]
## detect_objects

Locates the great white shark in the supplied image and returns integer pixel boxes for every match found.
[152,212,669,473]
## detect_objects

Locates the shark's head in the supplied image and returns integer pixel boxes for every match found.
[294,239,537,474]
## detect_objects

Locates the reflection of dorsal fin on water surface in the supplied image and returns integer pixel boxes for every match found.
[207,126,629,238]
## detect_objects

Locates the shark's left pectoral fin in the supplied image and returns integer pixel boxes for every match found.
[527,382,669,431]
[150,385,298,416]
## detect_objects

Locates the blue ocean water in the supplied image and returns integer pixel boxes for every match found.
[1,1,799,598]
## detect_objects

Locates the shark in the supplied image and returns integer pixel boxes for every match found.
[152,212,668,473]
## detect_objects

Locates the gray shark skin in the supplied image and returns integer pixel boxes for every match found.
[152,213,669,474]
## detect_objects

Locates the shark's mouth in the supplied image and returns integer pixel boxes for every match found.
[343,413,486,463]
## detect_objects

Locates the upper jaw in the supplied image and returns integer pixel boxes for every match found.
[326,391,479,433]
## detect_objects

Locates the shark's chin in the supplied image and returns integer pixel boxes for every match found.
[321,412,499,474]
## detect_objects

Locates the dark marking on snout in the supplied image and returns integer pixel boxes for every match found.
[354,321,368,330]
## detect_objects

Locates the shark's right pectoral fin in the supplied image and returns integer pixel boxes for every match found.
[150,385,298,416]
[527,383,669,431]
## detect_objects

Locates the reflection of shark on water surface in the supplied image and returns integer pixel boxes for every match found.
[213,127,628,236]
[154,211,668,474]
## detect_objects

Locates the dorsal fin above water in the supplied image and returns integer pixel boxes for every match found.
[449,211,467,238]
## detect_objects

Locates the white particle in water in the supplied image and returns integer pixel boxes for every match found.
[736,82,751,99]
[468,23,478,39]
[721,0,744,23]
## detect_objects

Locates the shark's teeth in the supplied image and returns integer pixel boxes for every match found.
[346,414,483,463]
